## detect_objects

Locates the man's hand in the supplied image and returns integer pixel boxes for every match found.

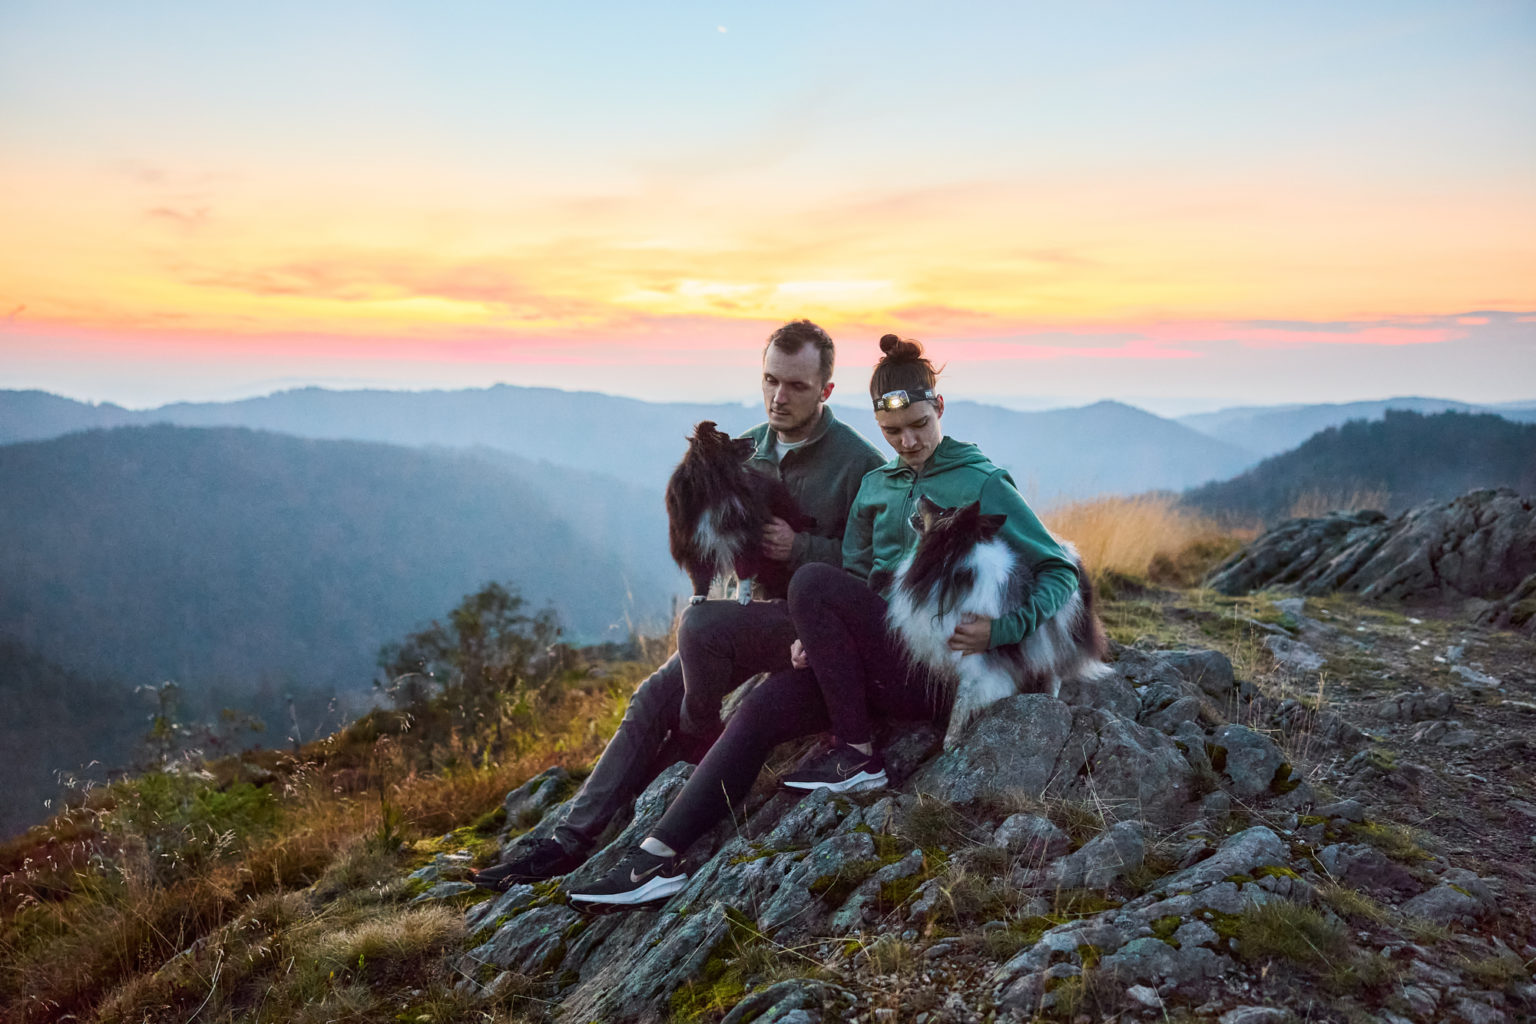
[948,614,992,655]
[760,516,796,562]
[790,638,809,670]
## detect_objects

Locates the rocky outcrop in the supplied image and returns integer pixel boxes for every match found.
[1207,489,1536,612]
[402,640,1536,1024]
[1475,571,1536,637]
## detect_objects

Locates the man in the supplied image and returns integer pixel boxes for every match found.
[473,319,883,889]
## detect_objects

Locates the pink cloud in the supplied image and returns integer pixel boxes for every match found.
[147,206,211,228]
[937,337,1200,361]
[1139,322,1465,349]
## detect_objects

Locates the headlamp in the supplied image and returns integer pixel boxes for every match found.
[873,388,936,412]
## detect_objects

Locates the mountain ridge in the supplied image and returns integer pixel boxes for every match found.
[1178,396,1536,459]
[0,385,1256,499]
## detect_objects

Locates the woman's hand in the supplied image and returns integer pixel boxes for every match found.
[948,615,992,655]
[790,638,809,670]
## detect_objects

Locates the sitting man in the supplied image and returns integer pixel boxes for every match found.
[473,319,883,889]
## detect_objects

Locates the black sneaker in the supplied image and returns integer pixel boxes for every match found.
[567,847,687,906]
[781,743,888,793]
[472,837,584,891]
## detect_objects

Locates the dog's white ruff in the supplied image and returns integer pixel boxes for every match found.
[694,501,754,603]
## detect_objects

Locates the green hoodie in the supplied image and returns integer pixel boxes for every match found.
[842,436,1080,649]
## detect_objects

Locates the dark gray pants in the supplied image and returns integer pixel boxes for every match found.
[551,597,797,853]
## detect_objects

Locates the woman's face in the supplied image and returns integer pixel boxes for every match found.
[875,395,944,470]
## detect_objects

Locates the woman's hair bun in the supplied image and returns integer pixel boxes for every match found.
[879,333,923,360]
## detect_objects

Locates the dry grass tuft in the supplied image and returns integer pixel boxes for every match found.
[1043,494,1250,589]
[310,903,466,979]
[1288,487,1390,519]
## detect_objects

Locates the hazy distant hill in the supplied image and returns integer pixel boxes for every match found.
[1181,410,1536,523]
[0,386,1255,500]
[0,389,136,444]
[930,399,1254,499]
[1178,397,1536,459]
[0,426,676,702]
[0,385,757,489]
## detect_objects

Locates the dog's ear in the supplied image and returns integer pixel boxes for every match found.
[914,494,944,533]
[977,513,1007,541]
[692,420,719,440]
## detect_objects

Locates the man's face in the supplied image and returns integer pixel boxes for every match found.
[875,395,944,470]
[762,344,831,440]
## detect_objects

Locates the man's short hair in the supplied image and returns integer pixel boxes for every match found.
[764,319,835,383]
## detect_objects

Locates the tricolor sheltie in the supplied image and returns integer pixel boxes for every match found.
[884,496,1110,748]
[665,421,815,605]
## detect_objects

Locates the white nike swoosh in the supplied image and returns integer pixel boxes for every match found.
[629,865,661,884]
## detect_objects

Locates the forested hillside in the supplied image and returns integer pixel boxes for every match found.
[0,424,675,698]
[1181,409,1536,522]
[0,641,145,838]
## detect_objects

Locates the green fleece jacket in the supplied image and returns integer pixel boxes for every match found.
[740,406,885,573]
[842,436,1080,649]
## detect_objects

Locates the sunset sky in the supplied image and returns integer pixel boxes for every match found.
[2,1,1532,412]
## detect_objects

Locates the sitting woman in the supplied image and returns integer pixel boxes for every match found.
[569,334,1084,906]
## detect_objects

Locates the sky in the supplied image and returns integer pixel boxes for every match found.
[1,1,1533,414]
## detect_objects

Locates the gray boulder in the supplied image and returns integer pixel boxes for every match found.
[1263,635,1325,673]
[719,980,854,1024]
[1401,869,1497,926]
[1143,695,1205,734]
[908,694,1196,824]
[1219,1009,1290,1024]
[993,813,1070,862]
[1096,935,1228,990]
[1057,669,1140,719]
[909,694,1073,805]
[1034,820,1144,889]
[1315,842,1423,896]
[500,765,573,834]
[1053,708,1199,823]
[1208,723,1286,799]
[1152,826,1288,892]
[1159,649,1239,701]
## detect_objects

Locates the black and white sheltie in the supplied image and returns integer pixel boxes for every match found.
[883,496,1110,748]
[665,421,815,605]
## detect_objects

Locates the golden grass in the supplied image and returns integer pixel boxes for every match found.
[1287,487,1390,519]
[0,656,652,1024]
[1043,494,1252,588]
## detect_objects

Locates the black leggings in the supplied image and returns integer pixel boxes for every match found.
[649,563,944,854]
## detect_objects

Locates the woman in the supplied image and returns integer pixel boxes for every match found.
[569,334,1082,906]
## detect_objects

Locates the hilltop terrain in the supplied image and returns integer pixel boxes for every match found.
[2,492,1532,1023]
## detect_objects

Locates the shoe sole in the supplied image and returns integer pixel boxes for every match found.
[567,873,687,906]
[782,769,888,793]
